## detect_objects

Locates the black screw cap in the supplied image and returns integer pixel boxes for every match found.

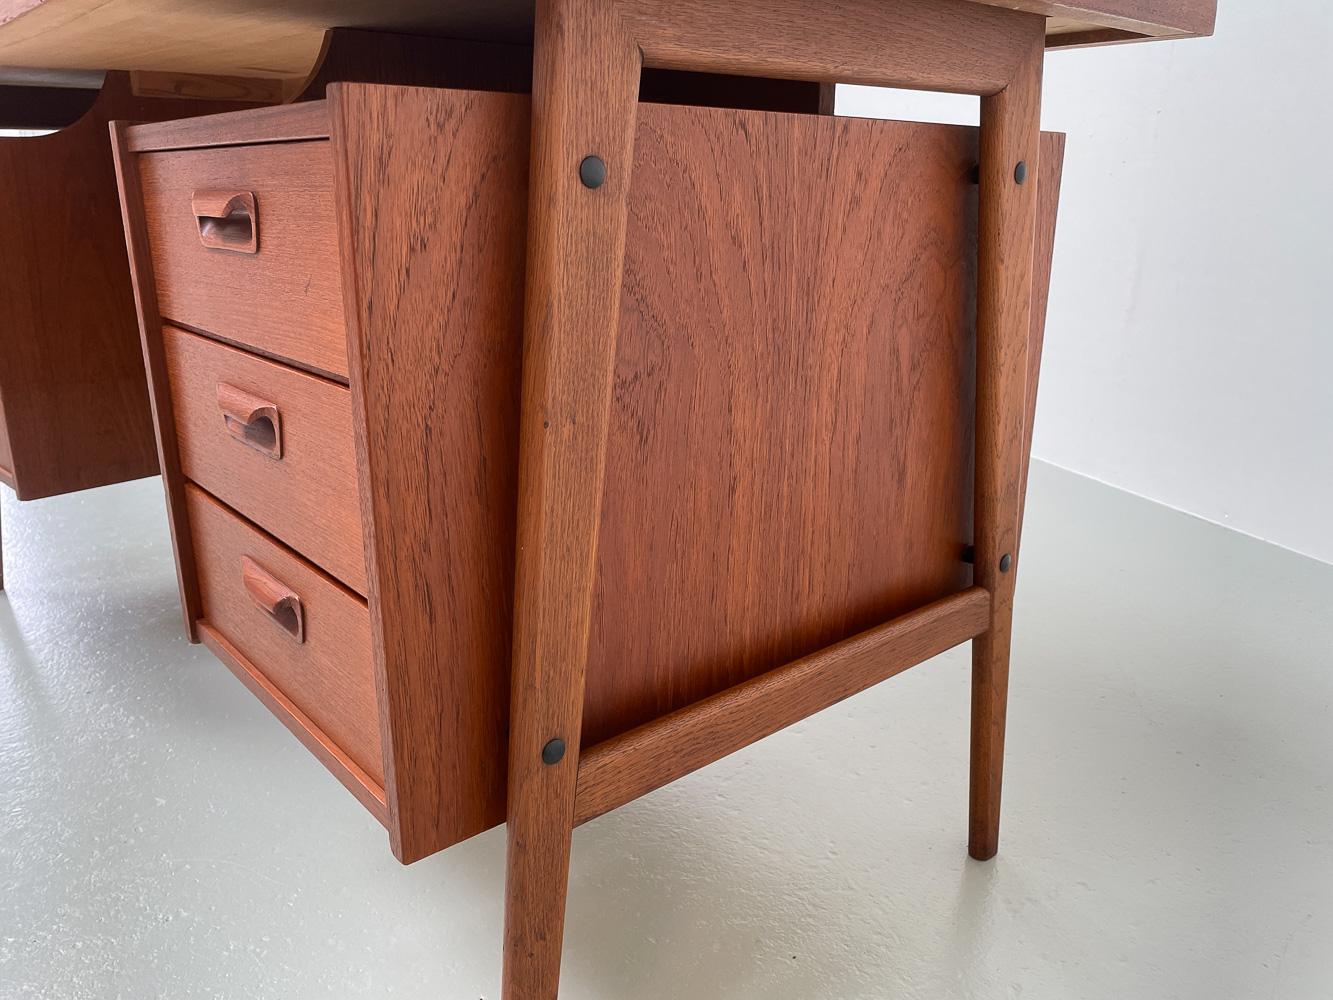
[541,738,566,765]
[579,155,607,189]
[1014,161,1028,185]
[999,553,1013,573]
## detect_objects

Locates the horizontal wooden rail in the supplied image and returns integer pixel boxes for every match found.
[622,0,1041,96]
[574,586,991,825]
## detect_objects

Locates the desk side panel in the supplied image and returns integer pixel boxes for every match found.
[585,108,983,744]
[332,84,529,864]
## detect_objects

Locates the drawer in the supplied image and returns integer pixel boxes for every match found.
[185,484,382,786]
[139,140,348,379]
[164,325,366,594]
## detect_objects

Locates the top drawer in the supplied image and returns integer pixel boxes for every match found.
[139,140,348,380]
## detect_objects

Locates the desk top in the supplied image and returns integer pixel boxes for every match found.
[0,0,1216,89]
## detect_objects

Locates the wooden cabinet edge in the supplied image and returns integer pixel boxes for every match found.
[109,120,203,640]
[329,84,519,865]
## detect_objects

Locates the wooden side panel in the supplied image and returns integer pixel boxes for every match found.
[0,72,264,500]
[111,120,202,636]
[584,107,982,745]
[316,87,1059,861]
[329,84,529,864]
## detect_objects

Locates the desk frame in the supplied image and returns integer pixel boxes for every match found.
[506,0,1045,994]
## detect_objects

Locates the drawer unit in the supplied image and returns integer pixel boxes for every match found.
[138,140,348,379]
[114,87,526,866]
[115,83,1064,868]
[186,484,382,789]
[164,325,366,594]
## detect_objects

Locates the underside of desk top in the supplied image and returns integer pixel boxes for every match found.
[0,0,1217,90]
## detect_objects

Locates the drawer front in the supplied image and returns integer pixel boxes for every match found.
[186,484,383,786]
[139,140,347,379]
[164,325,366,594]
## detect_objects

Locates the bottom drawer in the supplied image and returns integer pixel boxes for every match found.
[185,484,384,792]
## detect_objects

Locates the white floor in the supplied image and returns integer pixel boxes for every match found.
[2,460,1330,999]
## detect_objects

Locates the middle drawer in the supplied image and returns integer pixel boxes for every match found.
[164,325,367,594]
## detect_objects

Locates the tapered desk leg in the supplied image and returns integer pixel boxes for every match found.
[969,34,1044,862]
[502,1,642,997]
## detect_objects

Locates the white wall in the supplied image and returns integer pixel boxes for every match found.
[838,2,1333,565]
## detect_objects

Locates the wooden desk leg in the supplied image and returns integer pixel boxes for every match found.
[503,1,642,997]
[969,34,1044,863]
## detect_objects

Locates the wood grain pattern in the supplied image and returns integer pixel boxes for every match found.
[1000,0,1214,37]
[623,0,1043,96]
[139,140,347,380]
[128,69,285,104]
[163,325,366,594]
[0,0,1217,85]
[576,587,991,824]
[123,30,826,153]
[329,83,529,864]
[585,106,983,746]
[125,101,330,152]
[577,127,1066,819]
[120,81,1067,874]
[0,72,264,502]
[969,23,1045,863]
[504,2,1068,990]
[111,119,202,637]
[503,1,642,994]
[186,484,383,786]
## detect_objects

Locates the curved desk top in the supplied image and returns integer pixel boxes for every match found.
[0,0,1216,89]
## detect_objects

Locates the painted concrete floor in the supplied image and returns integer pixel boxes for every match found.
[1,461,1330,999]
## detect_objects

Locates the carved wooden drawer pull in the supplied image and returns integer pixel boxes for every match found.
[192,190,258,253]
[217,382,282,459]
[240,556,304,643]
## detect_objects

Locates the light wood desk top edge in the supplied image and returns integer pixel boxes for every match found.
[0,0,1217,90]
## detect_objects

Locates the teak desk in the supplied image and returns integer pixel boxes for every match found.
[10,0,1217,996]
